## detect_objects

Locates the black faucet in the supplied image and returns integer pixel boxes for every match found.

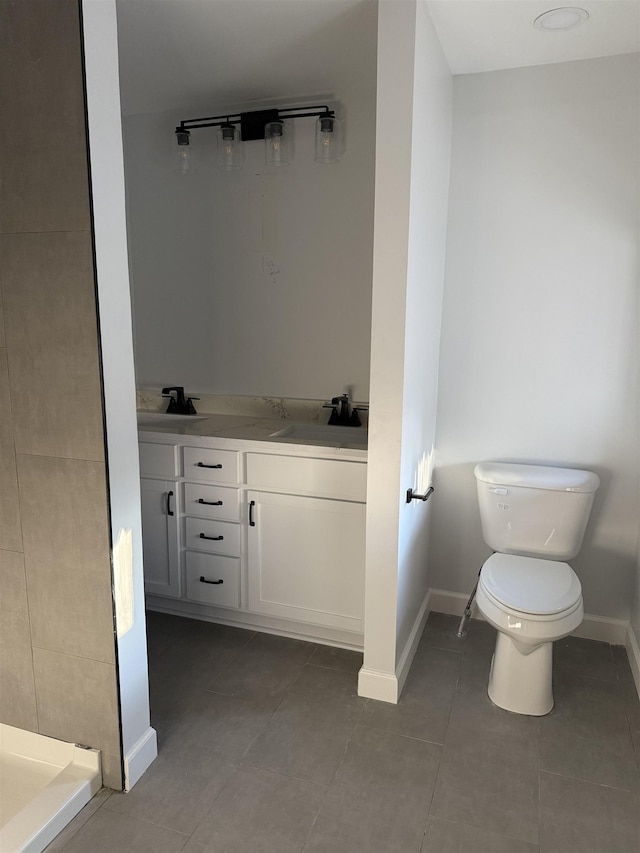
[161,386,199,415]
[323,393,365,427]
[331,394,351,425]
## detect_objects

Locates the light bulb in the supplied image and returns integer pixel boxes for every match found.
[265,121,290,167]
[174,129,192,174]
[315,115,340,164]
[217,123,243,171]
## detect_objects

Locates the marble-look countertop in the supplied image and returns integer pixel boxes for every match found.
[137,412,368,457]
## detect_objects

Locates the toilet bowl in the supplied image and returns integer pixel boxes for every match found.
[475,553,583,715]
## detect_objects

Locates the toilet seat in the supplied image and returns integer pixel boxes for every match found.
[478,579,582,625]
[480,553,582,616]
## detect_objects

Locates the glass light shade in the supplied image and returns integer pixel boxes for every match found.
[315,115,340,164]
[217,124,243,171]
[174,130,192,174]
[264,120,291,167]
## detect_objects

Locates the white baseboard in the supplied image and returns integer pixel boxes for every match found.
[573,614,628,645]
[428,589,470,617]
[626,622,640,701]
[357,667,399,704]
[395,589,431,697]
[123,727,157,791]
[429,588,628,646]
[357,590,432,705]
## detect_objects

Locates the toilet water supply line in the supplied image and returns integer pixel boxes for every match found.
[456,562,488,639]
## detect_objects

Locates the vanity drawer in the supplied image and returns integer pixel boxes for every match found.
[246,453,367,502]
[185,552,240,609]
[183,447,239,484]
[139,442,178,478]
[185,517,240,556]
[183,483,240,522]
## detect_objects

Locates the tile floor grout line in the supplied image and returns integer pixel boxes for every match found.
[421,815,543,851]
[204,629,258,681]
[299,776,333,853]
[173,761,247,846]
[305,661,362,673]
[356,720,446,748]
[538,767,638,793]
[85,805,194,843]
[422,727,445,834]
[234,760,333,791]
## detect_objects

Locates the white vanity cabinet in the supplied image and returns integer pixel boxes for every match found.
[139,432,367,648]
[247,491,365,633]
[139,443,180,598]
[246,453,367,634]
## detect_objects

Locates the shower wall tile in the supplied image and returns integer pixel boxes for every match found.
[1,0,123,785]
[0,0,91,234]
[0,550,30,649]
[18,454,115,665]
[33,647,121,788]
[0,639,38,731]
[0,290,6,347]
[0,348,22,551]
[2,232,105,461]
[0,549,37,730]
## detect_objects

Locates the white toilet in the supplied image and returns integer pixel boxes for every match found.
[474,461,600,716]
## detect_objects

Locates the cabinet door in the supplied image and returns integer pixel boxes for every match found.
[140,478,180,598]
[247,491,365,633]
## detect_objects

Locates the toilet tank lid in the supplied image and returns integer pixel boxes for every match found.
[474,462,600,493]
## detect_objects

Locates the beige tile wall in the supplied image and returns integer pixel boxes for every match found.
[0,0,122,788]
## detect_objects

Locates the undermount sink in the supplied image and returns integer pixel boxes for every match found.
[269,423,368,447]
[137,412,209,429]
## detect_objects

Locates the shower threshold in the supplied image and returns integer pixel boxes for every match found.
[0,724,101,853]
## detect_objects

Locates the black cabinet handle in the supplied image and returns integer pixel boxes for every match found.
[249,500,256,527]
[197,462,222,469]
[197,498,223,506]
[167,490,174,516]
[199,576,223,585]
[199,533,224,541]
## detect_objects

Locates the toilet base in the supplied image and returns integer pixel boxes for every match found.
[488,631,554,716]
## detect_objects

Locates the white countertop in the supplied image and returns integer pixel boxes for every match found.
[137,412,368,461]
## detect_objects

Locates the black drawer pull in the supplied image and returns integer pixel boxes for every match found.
[249,500,256,527]
[197,462,222,469]
[199,533,224,541]
[199,576,223,585]
[166,490,174,516]
[197,498,223,506]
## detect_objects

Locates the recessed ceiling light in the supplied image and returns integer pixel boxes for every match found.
[533,7,590,32]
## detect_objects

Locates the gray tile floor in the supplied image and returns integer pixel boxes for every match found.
[47,612,640,853]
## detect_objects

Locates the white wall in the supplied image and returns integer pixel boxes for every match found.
[83,0,156,789]
[430,54,640,622]
[396,0,452,661]
[359,0,451,702]
[122,16,377,402]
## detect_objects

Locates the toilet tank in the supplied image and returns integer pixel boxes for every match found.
[474,462,600,560]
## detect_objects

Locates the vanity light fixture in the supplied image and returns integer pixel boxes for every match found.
[533,7,589,31]
[175,104,340,171]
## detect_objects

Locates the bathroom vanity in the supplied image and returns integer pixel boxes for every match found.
[138,414,367,649]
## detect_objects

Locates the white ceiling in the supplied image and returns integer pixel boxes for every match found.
[428,0,640,75]
[115,0,640,116]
